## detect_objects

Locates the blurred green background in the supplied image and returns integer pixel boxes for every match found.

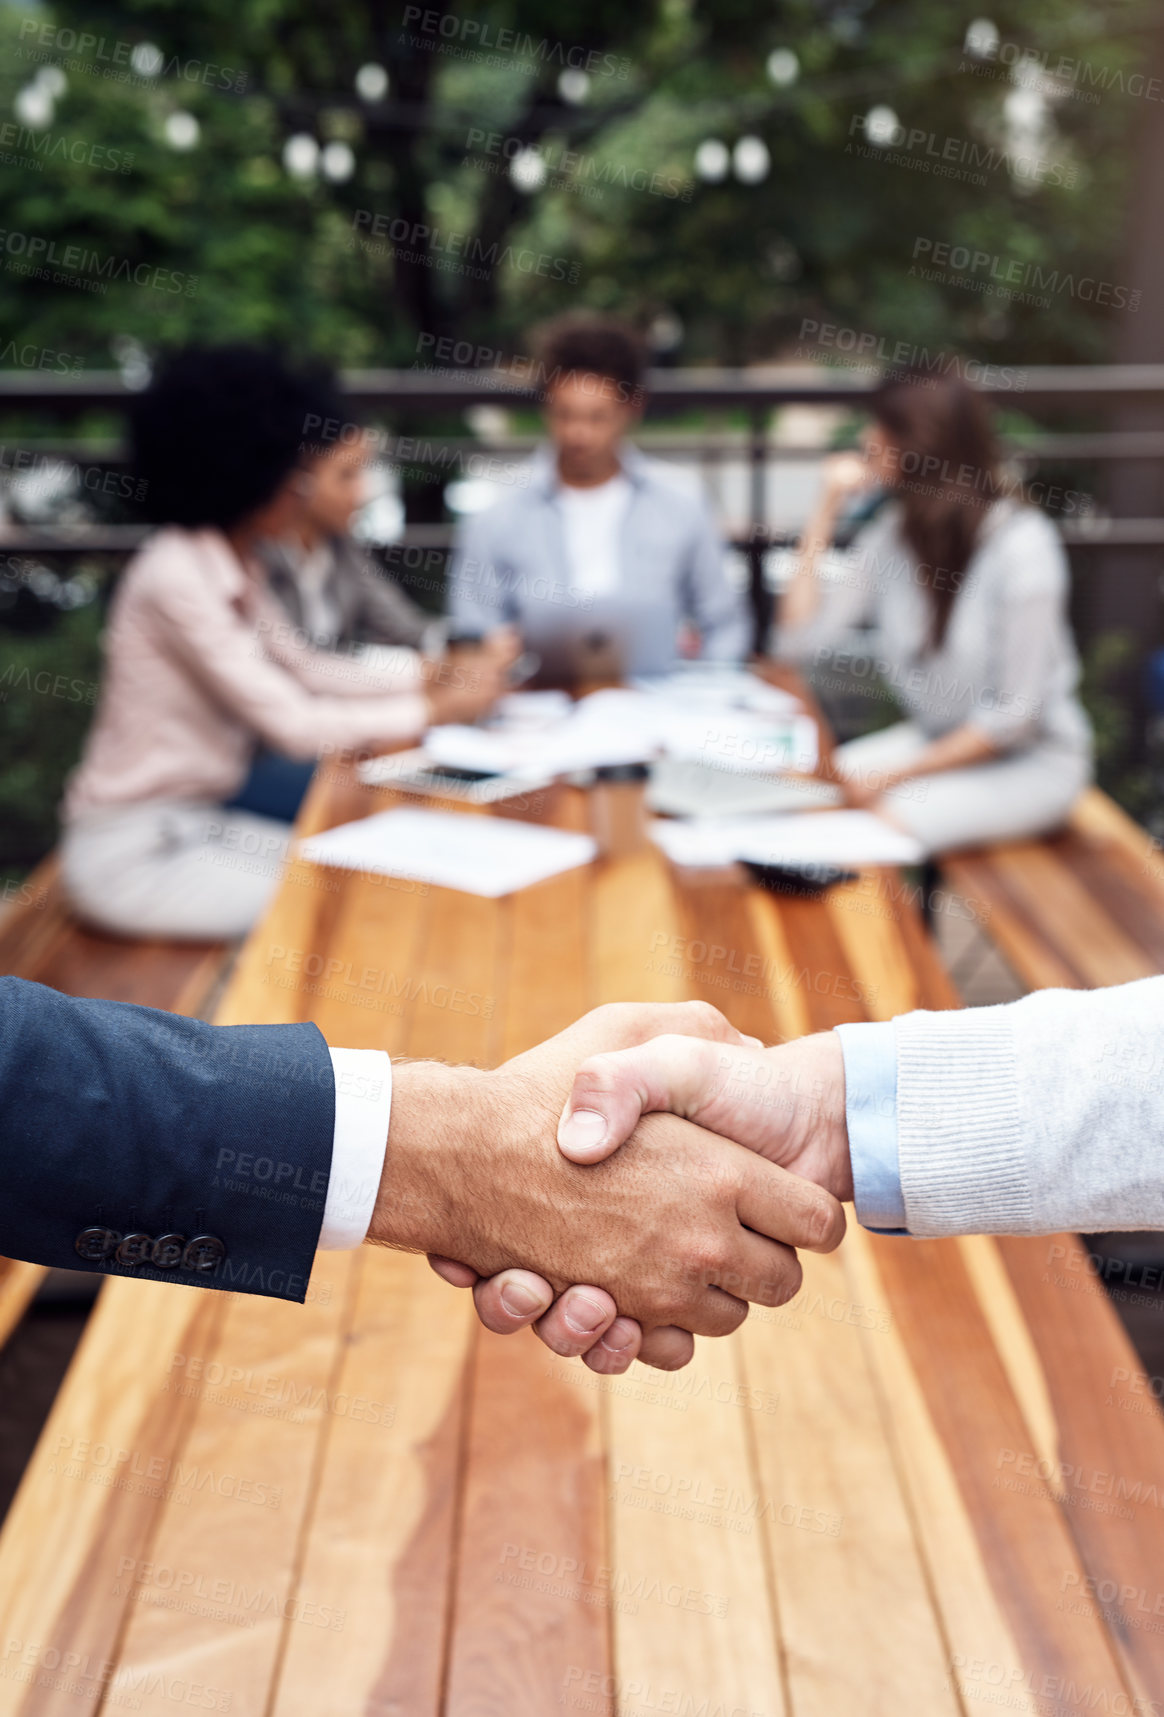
[1,0,1161,875]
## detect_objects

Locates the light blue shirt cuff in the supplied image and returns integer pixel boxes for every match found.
[834,1021,908,1235]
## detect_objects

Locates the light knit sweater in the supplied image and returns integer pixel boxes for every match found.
[894,978,1164,1235]
[774,498,1092,760]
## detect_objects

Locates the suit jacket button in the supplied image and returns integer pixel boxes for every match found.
[183,1235,226,1274]
[115,1232,154,1267]
[75,1227,119,1262]
[151,1233,186,1270]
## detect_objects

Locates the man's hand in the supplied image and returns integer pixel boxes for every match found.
[465,1030,853,1371]
[429,1001,769,1373]
[558,1032,852,1199]
[369,1004,845,1370]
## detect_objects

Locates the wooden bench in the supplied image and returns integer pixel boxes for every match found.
[0,855,231,1340]
[941,787,1164,992]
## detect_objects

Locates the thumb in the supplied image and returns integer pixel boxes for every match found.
[557,1034,727,1163]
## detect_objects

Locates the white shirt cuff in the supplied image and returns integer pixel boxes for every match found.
[319,1048,392,1248]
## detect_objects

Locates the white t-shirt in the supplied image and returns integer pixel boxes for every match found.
[556,473,633,598]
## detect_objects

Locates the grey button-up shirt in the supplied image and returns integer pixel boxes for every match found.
[446,446,749,662]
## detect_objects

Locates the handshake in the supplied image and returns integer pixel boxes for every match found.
[371,1002,854,1374]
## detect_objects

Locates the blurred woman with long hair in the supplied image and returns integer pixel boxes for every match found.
[773,369,1092,854]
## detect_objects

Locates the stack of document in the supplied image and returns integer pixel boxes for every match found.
[300,807,597,898]
[650,810,923,870]
[360,677,818,787]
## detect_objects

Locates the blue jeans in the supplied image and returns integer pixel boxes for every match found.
[224,751,316,825]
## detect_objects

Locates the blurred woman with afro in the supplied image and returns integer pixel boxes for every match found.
[61,345,510,938]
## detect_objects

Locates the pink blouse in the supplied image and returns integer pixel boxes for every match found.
[64,528,430,820]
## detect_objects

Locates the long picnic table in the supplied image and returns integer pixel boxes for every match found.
[2,743,1164,1717]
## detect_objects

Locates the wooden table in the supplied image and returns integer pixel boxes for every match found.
[2,763,1163,1717]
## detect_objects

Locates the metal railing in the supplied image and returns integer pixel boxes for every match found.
[2,364,1163,650]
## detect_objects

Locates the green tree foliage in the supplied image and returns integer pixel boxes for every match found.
[0,0,1153,370]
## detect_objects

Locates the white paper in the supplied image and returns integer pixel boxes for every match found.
[422,676,816,780]
[647,758,842,819]
[651,810,923,871]
[632,666,801,715]
[493,689,573,728]
[300,808,597,897]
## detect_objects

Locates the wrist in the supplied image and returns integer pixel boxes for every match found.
[368,1060,491,1255]
[764,1032,853,1203]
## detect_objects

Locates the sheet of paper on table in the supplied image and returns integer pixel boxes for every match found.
[647,757,842,819]
[650,809,924,869]
[300,807,597,898]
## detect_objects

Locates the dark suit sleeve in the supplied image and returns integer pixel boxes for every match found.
[0,978,336,1302]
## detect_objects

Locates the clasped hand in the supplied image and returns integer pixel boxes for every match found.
[384,1002,851,1375]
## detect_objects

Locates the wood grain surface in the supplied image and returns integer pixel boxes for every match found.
[0,759,1160,1717]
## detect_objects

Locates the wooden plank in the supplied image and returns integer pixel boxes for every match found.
[975,844,1153,988]
[942,850,1082,991]
[826,870,925,1023]
[841,1227,1036,1712]
[829,855,1144,1710]
[0,859,71,979]
[1060,836,1164,974]
[588,851,789,1715]
[602,1330,787,1717]
[96,769,438,1713]
[264,810,471,1717]
[0,1279,223,1716]
[867,1232,1137,1710]
[1070,785,1164,872]
[0,1260,50,1349]
[271,1248,474,1717]
[771,890,867,1032]
[215,771,367,1029]
[447,1328,612,1717]
[445,839,613,1715]
[107,1252,356,1717]
[498,865,589,1063]
[721,870,970,1713]
[400,886,503,1067]
[671,872,785,1039]
[743,888,813,1041]
[739,1246,959,1716]
[591,847,687,1009]
[997,1234,1164,1706]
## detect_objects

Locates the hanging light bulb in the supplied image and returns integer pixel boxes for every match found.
[283,133,320,179]
[163,111,200,150]
[694,138,730,182]
[864,105,902,147]
[509,147,547,193]
[320,140,356,182]
[733,135,771,183]
[355,62,389,102]
[766,48,799,88]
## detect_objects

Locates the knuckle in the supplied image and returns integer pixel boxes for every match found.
[684,999,729,1035]
[769,1254,804,1308]
[686,1233,725,1289]
[718,1297,749,1335]
[811,1197,846,1252]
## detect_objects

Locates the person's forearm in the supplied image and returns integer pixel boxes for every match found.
[876,722,998,786]
[780,495,846,631]
[895,977,1164,1237]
